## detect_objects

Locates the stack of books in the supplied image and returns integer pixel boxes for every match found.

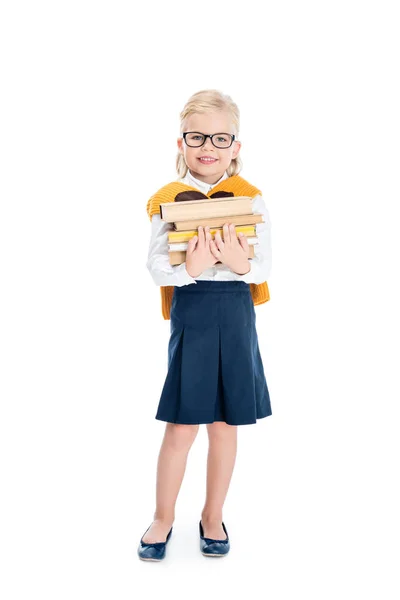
[159,196,264,266]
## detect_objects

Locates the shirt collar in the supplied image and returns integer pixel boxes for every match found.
[180,170,228,195]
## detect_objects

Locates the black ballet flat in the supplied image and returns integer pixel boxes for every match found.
[199,520,230,557]
[137,525,173,561]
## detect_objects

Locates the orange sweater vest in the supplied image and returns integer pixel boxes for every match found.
[146,174,270,320]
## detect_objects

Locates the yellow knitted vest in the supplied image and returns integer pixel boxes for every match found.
[146,174,270,320]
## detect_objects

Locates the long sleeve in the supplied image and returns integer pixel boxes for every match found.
[146,213,198,287]
[233,194,272,284]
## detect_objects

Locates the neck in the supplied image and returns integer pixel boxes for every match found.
[188,169,226,186]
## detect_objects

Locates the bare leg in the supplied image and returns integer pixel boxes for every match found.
[201,421,238,539]
[142,423,199,543]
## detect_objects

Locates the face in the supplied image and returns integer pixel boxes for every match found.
[177,110,242,185]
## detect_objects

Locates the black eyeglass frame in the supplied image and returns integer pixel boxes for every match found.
[182,131,236,149]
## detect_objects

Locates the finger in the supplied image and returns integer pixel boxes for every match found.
[214,229,224,249]
[229,223,238,244]
[186,235,198,255]
[209,238,220,256]
[197,225,205,246]
[238,232,249,249]
[223,223,230,243]
[204,226,211,242]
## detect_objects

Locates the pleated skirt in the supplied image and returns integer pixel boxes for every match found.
[155,280,272,426]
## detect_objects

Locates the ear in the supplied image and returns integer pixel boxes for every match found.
[177,137,184,155]
[232,140,242,160]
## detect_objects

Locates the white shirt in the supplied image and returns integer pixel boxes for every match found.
[146,170,272,286]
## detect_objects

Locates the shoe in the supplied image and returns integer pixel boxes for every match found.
[137,524,173,561]
[199,520,230,557]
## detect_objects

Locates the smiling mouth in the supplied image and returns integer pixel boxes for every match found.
[198,157,218,164]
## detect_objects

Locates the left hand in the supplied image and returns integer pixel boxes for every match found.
[209,223,251,275]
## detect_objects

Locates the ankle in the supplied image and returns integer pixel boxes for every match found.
[153,514,175,526]
[201,511,223,524]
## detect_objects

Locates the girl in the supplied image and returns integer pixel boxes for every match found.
[138,89,272,561]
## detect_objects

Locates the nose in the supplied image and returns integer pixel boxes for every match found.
[201,135,214,150]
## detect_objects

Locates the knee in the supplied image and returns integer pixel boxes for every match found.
[165,423,199,450]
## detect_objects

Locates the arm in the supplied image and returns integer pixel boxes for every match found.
[232,194,272,284]
[146,213,198,287]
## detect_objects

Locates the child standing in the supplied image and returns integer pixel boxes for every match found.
[138,89,272,561]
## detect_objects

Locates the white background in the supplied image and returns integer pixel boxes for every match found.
[1,0,399,598]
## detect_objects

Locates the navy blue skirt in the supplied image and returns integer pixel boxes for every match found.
[155,281,272,426]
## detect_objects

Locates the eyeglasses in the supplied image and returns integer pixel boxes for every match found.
[182,131,236,149]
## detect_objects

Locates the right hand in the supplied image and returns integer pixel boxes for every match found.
[185,226,219,278]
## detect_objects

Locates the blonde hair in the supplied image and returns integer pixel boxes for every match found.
[176,89,243,178]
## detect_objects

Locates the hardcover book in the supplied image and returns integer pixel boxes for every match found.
[173,213,263,231]
[160,196,253,223]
